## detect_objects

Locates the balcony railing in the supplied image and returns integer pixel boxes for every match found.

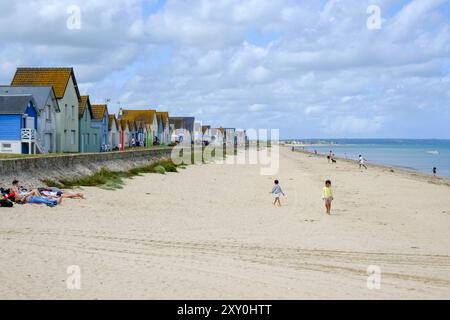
[21,128,36,142]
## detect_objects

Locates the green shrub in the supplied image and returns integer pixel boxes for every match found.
[162,162,178,172]
[153,165,166,174]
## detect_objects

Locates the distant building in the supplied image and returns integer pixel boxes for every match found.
[210,128,225,146]
[202,125,211,134]
[91,104,109,151]
[11,67,82,153]
[236,130,248,147]
[223,128,237,146]
[128,120,137,146]
[79,96,100,153]
[108,114,120,150]
[0,95,38,154]
[0,86,60,153]
[119,119,130,150]
[201,125,212,145]
[156,112,170,145]
[120,109,158,146]
[169,117,195,143]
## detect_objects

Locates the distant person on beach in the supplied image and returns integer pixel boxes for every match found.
[271,180,285,207]
[359,155,367,170]
[322,180,334,215]
[433,167,437,177]
[327,151,333,163]
[331,153,337,163]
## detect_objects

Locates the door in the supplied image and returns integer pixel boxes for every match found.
[44,133,52,153]
[80,134,85,153]
[26,117,35,129]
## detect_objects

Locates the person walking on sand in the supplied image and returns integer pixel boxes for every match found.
[359,155,367,170]
[327,150,333,163]
[322,180,334,215]
[433,167,437,177]
[271,180,285,207]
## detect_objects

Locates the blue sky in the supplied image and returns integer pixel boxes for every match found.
[0,0,449,139]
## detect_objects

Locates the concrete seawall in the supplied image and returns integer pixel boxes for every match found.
[0,147,173,187]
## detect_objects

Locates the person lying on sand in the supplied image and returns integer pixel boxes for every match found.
[20,195,62,207]
[10,181,62,207]
[38,188,85,200]
[271,180,286,207]
[322,180,334,215]
[11,180,41,202]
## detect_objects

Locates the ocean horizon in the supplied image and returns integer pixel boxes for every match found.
[286,139,450,178]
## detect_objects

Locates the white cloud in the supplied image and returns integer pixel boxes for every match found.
[0,0,449,138]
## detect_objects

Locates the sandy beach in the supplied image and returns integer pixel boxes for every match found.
[1,147,449,300]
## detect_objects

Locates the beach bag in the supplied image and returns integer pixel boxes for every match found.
[0,199,13,208]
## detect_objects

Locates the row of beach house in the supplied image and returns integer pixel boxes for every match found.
[0,68,246,155]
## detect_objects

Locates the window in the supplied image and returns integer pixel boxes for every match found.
[1,143,12,151]
[46,105,51,121]
[65,104,68,119]
[93,134,98,145]
[72,106,75,119]
[71,130,76,145]
[86,133,90,146]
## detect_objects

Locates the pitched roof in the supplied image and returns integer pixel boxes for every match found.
[127,120,136,131]
[79,95,93,119]
[91,104,108,121]
[135,120,146,130]
[121,109,156,127]
[11,67,81,102]
[202,125,211,133]
[108,114,118,131]
[156,111,169,129]
[0,85,60,112]
[0,94,37,115]
[119,119,129,131]
[169,117,195,131]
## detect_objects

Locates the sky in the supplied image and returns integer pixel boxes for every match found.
[0,0,449,139]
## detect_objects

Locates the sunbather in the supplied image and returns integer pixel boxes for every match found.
[38,187,85,199]
[11,180,41,202]
[22,195,62,207]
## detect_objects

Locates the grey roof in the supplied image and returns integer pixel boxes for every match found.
[169,117,195,131]
[0,94,37,115]
[0,86,60,112]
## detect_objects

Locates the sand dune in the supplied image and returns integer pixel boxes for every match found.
[0,147,449,299]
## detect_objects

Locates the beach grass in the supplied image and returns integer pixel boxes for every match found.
[40,145,242,190]
[42,159,180,190]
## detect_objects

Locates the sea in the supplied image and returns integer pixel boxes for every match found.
[289,139,450,178]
